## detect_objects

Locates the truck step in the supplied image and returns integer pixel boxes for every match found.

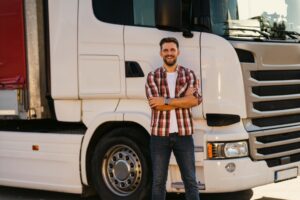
[171,182,205,190]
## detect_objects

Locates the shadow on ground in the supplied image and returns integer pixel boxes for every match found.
[0,186,286,200]
[167,190,254,200]
[168,190,287,200]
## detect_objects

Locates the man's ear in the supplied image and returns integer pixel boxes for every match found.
[177,49,180,56]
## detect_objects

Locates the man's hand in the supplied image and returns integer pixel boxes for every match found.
[149,97,165,109]
[185,87,197,96]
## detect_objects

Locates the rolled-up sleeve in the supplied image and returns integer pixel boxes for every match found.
[145,72,159,99]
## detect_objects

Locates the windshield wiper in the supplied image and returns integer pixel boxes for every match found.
[224,28,271,39]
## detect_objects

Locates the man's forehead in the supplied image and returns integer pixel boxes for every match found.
[161,42,178,49]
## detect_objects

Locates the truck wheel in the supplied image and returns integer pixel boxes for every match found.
[91,128,151,200]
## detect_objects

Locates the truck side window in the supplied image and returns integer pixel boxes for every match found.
[92,0,155,27]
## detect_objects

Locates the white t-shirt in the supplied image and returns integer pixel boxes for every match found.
[167,72,178,133]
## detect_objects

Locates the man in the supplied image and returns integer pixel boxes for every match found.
[145,37,202,200]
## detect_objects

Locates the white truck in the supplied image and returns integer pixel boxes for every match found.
[1,0,300,199]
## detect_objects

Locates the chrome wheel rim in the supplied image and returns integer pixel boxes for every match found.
[102,144,142,196]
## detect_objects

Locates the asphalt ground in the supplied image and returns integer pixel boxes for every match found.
[0,177,298,200]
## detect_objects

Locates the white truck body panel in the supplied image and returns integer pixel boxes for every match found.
[82,99,120,126]
[54,100,81,122]
[78,0,126,99]
[48,0,79,99]
[201,33,247,117]
[203,158,300,193]
[0,131,83,193]
[79,55,122,97]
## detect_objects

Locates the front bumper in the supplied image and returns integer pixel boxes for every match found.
[202,157,300,193]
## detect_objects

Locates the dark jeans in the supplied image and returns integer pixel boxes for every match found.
[150,133,200,200]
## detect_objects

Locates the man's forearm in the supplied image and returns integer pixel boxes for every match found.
[154,105,177,111]
[168,95,198,108]
[152,96,198,111]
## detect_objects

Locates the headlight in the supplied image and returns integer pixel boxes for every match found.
[207,141,248,159]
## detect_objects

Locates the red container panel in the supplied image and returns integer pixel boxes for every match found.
[0,0,26,89]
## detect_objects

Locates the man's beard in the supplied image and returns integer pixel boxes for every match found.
[163,57,177,67]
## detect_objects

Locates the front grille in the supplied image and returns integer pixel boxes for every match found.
[266,153,300,167]
[251,70,300,81]
[249,125,300,160]
[252,85,300,96]
[237,42,300,164]
[253,99,300,111]
[257,130,300,143]
[252,113,300,128]
[257,142,300,155]
[245,69,300,127]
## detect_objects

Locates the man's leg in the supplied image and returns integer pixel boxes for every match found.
[173,135,200,200]
[150,136,172,200]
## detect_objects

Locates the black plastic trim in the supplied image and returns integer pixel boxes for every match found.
[125,61,144,78]
[252,114,300,127]
[251,70,300,81]
[235,49,255,63]
[253,99,300,111]
[0,119,86,133]
[252,84,300,96]
[206,114,240,126]
[266,153,300,167]
[43,0,56,119]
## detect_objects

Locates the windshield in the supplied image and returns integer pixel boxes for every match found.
[209,0,300,41]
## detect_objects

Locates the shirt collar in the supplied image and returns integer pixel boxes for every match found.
[162,65,181,73]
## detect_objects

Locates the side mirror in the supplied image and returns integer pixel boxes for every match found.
[155,0,182,31]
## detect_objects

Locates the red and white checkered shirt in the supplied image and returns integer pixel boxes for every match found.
[145,65,201,136]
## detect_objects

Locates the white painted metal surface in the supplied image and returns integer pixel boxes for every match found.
[81,99,119,126]
[48,1,79,99]
[0,131,83,193]
[203,157,300,193]
[78,0,126,99]
[54,100,81,122]
[201,33,247,118]
[79,55,122,97]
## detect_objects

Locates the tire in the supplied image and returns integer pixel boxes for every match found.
[91,127,151,200]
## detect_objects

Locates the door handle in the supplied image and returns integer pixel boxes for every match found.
[125,61,144,78]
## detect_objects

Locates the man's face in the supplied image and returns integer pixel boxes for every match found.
[160,42,180,67]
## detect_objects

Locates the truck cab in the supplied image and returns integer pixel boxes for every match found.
[0,0,300,199]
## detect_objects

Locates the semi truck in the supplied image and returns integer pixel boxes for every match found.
[1,0,300,199]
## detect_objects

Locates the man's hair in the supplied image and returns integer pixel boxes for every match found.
[159,37,179,50]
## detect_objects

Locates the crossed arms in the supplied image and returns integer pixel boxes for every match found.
[145,70,202,111]
[148,87,201,111]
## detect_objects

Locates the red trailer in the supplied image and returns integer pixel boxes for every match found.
[0,0,26,89]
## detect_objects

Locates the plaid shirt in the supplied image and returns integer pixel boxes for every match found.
[145,65,201,136]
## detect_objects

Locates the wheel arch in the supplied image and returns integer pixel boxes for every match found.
[81,112,151,186]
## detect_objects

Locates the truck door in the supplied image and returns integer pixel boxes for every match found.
[78,1,126,99]
[123,0,201,99]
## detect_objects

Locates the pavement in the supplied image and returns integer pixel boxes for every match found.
[0,177,298,200]
[251,177,299,200]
